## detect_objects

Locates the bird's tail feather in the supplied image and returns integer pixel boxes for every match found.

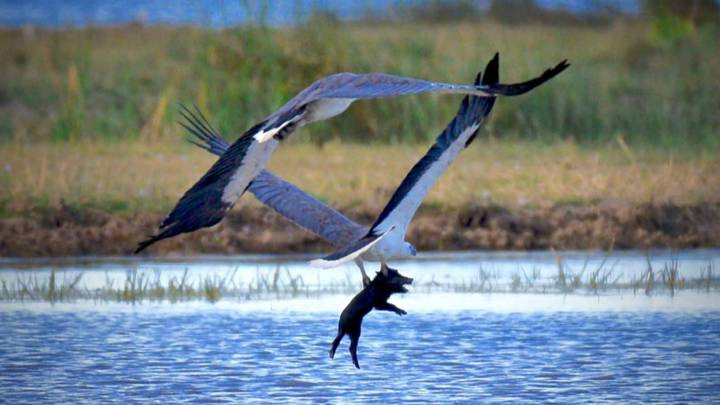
[309,226,395,269]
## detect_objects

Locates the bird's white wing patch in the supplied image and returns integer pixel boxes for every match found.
[221,139,279,204]
[254,121,293,143]
[373,124,479,234]
[306,98,355,123]
[308,226,395,269]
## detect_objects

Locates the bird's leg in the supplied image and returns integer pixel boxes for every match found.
[355,259,371,287]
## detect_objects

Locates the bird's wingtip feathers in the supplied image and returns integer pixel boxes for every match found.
[546,59,571,78]
[134,235,160,254]
[482,53,500,86]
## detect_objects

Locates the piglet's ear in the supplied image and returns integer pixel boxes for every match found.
[381,262,389,276]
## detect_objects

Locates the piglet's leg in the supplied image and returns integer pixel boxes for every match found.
[329,331,344,359]
[375,302,407,316]
[349,331,361,369]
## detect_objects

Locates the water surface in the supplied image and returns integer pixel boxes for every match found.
[0,0,641,28]
[2,306,719,403]
[2,250,719,403]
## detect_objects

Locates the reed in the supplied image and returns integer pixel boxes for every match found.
[3,258,717,303]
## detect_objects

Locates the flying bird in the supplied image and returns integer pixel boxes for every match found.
[311,55,500,273]
[175,54,568,283]
[135,54,569,254]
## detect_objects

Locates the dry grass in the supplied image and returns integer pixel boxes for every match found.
[1,139,718,216]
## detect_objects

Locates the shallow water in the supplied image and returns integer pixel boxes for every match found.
[2,249,719,296]
[2,250,720,403]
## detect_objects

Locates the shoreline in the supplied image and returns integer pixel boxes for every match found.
[2,201,718,257]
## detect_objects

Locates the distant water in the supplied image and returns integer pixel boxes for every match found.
[0,0,640,28]
[1,306,719,403]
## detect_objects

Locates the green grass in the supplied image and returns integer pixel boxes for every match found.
[1,18,719,149]
[1,19,718,221]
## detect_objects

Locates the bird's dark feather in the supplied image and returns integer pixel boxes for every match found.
[484,59,569,96]
[179,104,229,156]
[135,118,266,253]
[136,54,569,252]
[368,54,500,232]
[178,107,368,247]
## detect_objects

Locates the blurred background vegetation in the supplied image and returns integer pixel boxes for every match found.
[1,0,718,149]
[0,0,719,220]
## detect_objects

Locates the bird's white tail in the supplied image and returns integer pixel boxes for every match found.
[309,226,395,269]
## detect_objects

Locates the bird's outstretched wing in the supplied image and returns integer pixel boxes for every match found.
[249,172,368,247]
[311,53,504,267]
[257,58,569,142]
[179,105,230,156]
[134,119,268,253]
[175,105,368,248]
[295,59,568,101]
[368,54,501,237]
[135,55,569,252]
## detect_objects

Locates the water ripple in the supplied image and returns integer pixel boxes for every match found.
[1,309,719,402]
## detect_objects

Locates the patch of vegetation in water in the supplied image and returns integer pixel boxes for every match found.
[2,259,718,304]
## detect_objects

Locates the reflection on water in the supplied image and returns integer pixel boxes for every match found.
[1,250,719,402]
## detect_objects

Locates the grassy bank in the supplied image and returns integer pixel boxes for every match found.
[2,20,719,255]
[1,140,718,257]
[2,20,719,148]
[1,140,717,217]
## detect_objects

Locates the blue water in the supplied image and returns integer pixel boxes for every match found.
[0,0,641,28]
[2,251,719,402]
[2,307,719,403]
